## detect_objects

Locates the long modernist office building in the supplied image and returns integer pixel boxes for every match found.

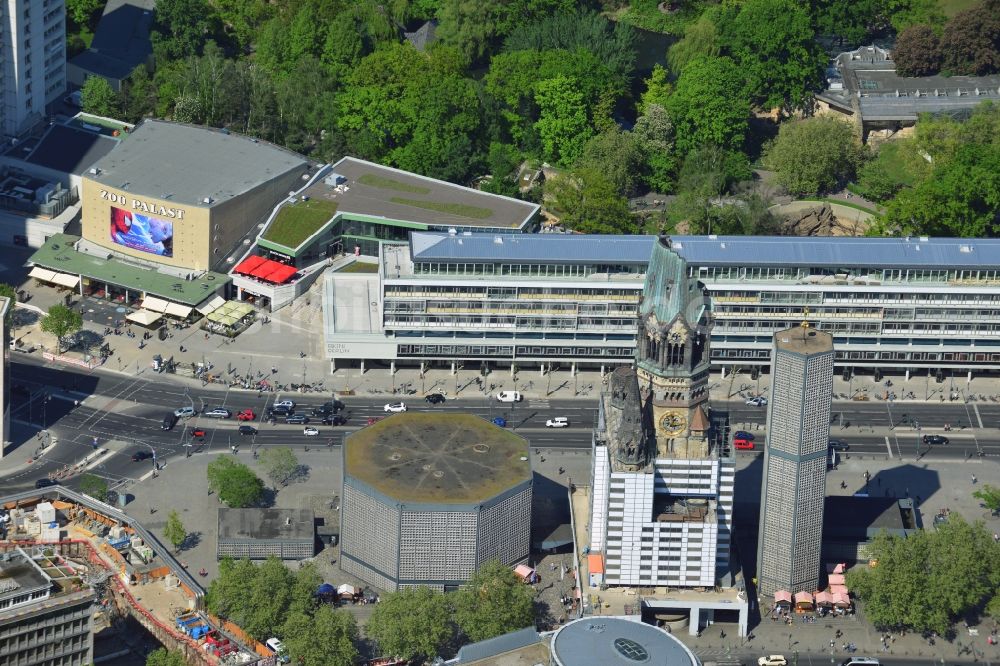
[324,232,1000,377]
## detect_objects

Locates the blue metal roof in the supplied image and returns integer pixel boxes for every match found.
[409,232,655,264]
[409,232,1000,270]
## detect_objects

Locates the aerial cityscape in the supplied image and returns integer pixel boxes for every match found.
[1,0,1000,665]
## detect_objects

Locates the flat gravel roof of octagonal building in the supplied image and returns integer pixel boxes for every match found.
[344,413,531,504]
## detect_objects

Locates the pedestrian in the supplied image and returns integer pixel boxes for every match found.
[972,474,977,484]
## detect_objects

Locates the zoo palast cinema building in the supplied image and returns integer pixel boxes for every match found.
[29,120,311,313]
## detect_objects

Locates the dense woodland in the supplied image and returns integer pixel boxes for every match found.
[70,0,1000,236]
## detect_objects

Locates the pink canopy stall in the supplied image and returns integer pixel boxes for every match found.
[826,562,846,574]
[774,590,793,609]
[814,590,834,607]
[794,591,815,610]
[828,573,846,586]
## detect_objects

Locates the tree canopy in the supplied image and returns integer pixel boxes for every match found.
[206,457,265,508]
[40,305,83,354]
[666,56,750,154]
[259,447,299,488]
[366,587,453,661]
[893,24,943,77]
[164,510,187,552]
[146,649,186,666]
[545,168,634,234]
[763,116,867,195]
[453,560,536,642]
[847,516,1000,633]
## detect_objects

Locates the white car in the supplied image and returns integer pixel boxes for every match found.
[497,390,522,403]
[274,399,296,410]
[758,656,787,666]
[303,426,319,436]
[545,417,569,428]
[746,396,768,406]
[265,638,290,664]
[384,402,407,413]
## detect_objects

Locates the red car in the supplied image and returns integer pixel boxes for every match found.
[236,409,255,421]
[191,428,207,439]
[733,438,755,450]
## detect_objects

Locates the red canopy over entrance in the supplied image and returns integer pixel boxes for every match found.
[233,255,267,276]
[234,256,298,284]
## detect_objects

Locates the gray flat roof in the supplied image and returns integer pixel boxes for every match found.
[24,124,120,175]
[344,413,531,504]
[824,496,917,538]
[326,157,539,230]
[551,617,698,666]
[87,120,310,208]
[218,508,314,542]
[775,326,834,355]
[408,232,1000,270]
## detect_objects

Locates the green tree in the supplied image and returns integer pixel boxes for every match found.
[893,25,942,77]
[435,0,503,64]
[66,0,104,29]
[206,456,264,508]
[638,64,672,115]
[81,76,120,119]
[885,0,946,33]
[78,473,108,502]
[151,0,224,59]
[666,56,750,154]
[146,649,187,666]
[283,606,358,666]
[534,75,593,166]
[453,560,535,642]
[40,304,83,353]
[763,116,866,195]
[882,144,1000,237]
[715,0,826,110]
[855,139,931,202]
[0,283,17,327]
[575,129,646,197]
[545,168,634,234]
[503,10,637,80]
[666,11,720,75]
[259,447,299,488]
[809,0,886,45]
[121,66,157,123]
[366,587,453,661]
[973,484,1000,513]
[633,104,677,193]
[163,510,187,552]
[206,558,257,619]
[847,516,1000,633]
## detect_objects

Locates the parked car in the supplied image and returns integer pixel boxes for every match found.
[265,638,290,664]
[34,478,58,489]
[922,434,949,445]
[384,402,407,413]
[758,657,787,666]
[190,428,207,439]
[322,414,348,426]
[497,390,522,403]
[733,430,754,441]
[492,416,507,427]
[204,408,231,419]
[161,413,179,431]
[425,393,446,404]
[131,450,153,462]
[285,414,309,425]
[746,396,768,406]
[545,417,569,428]
[174,406,196,418]
[236,409,255,421]
[238,425,257,436]
[733,437,755,450]
[829,439,850,451]
[274,399,296,410]
[303,426,320,436]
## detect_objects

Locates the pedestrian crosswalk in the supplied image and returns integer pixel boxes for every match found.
[528,400,550,409]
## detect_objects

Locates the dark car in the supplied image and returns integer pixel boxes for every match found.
[828,439,850,451]
[161,413,179,431]
[131,450,154,462]
[312,401,344,416]
[34,478,59,489]
[239,425,258,436]
[425,393,446,404]
[268,406,292,418]
[923,434,949,445]
[285,414,309,425]
[733,430,754,441]
[322,414,348,426]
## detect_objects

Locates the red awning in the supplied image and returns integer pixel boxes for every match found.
[250,260,296,284]
[774,590,792,604]
[234,255,267,276]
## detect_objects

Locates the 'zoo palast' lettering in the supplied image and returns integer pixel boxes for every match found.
[100,190,186,220]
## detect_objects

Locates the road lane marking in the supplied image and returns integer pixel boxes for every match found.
[974,403,984,429]
[885,436,893,458]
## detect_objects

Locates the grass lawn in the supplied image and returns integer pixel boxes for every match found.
[357,174,431,195]
[937,0,979,15]
[336,262,378,273]
[263,199,338,249]
[389,197,493,220]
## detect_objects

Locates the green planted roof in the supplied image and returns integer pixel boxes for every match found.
[261,198,338,250]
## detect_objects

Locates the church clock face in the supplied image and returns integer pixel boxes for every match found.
[658,410,688,436]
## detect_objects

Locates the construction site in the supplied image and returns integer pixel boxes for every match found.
[0,487,277,666]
